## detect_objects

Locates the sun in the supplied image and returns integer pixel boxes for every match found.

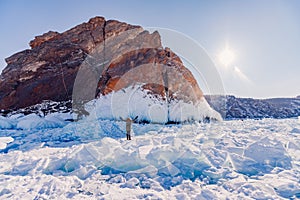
[218,46,235,67]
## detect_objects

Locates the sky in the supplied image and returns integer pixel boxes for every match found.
[0,0,300,98]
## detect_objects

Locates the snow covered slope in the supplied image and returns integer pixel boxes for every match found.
[0,118,300,199]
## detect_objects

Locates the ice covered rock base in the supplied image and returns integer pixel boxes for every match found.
[84,85,222,124]
[0,118,300,199]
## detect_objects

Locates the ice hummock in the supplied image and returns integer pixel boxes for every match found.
[0,137,14,150]
[0,113,71,130]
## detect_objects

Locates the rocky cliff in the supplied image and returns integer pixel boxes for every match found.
[0,16,203,114]
[0,17,132,109]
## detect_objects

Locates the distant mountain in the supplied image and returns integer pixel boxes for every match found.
[205,95,300,119]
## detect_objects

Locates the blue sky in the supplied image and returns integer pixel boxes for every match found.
[0,0,300,98]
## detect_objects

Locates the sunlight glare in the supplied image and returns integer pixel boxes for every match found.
[219,47,235,67]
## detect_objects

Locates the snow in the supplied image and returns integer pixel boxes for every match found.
[0,118,300,199]
[85,85,222,124]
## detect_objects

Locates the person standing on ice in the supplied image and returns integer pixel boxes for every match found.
[121,116,138,140]
[125,118,133,140]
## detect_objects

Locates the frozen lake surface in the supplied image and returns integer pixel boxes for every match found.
[0,117,300,199]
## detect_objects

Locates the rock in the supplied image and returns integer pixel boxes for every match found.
[0,16,140,110]
[96,47,202,103]
[29,31,60,48]
[0,16,204,117]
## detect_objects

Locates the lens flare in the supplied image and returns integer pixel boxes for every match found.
[218,47,235,67]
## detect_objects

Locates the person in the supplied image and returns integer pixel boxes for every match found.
[121,116,138,140]
[125,117,132,140]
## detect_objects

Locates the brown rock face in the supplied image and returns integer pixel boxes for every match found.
[96,48,202,103]
[0,16,203,111]
[29,31,60,48]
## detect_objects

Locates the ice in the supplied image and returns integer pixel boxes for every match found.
[0,137,14,150]
[46,112,73,121]
[0,117,14,130]
[169,98,222,122]
[8,113,24,120]
[0,118,300,199]
[13,113,68,130]
[17,114,52,130]
[0,112,71,131]
[120,177,140,188]
[44,114,68,127]
[260,171,300,199]
[291,128,300,134]
[240,137,292,174]
[196,189,217,199]
[85,85,222,123]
